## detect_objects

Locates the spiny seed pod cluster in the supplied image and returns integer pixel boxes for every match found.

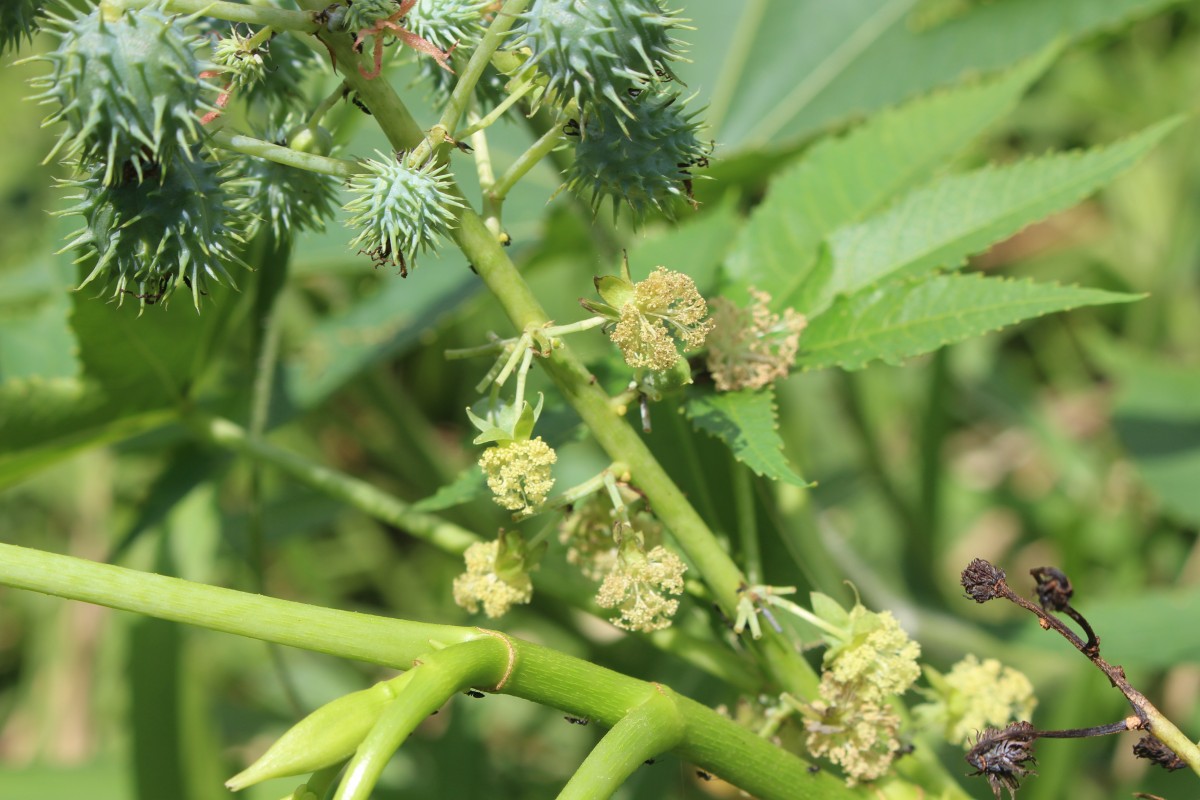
[1,0,45,55]
[516,0,705,220]
[408,0,502,107]
[61,153,247,309]
[516,0,684,117]
[32,6,216,183]
[345,153,464,276]
[337,0,404,33]
[229,123,341,240]
[201,19,321,109]
[566,81,708,221]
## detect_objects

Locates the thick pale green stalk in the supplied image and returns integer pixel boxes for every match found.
[209,131,362,179]
[0,544,854,800]
[114,0,316,31]
[0,543,467,666]
[187,413,481,554]
[336,640,509,800]
[558,690,685,800]
[502,638,853,800]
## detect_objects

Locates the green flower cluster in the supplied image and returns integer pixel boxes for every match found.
[583,265,714,372]
[800,596,922,784]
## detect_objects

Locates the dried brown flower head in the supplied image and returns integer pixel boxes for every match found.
[966,721,1038,799]
[961,558,1007,603]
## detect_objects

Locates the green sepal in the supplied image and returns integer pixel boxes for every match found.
[595,274,634,309]
[809,592,852,636]
[466,393,544,445]
[493,529,545,586]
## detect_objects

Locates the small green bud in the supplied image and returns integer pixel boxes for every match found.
[226,675,412,790]
[286,125,335,156]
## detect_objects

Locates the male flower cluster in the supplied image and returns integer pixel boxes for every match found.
[452,530,540,617]
[706,289,807,391]
[801,598,921,784]
[478,438,557,512]
[914,655,1037,748]
[595,540,686,632]
[468,394,557,514]
[558,487,661,581]
[583,265,714,372]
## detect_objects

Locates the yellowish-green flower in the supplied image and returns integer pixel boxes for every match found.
[452,533,538,617]
[913,655,1037,748]
[610,267,713,371]
[803,674,902,785]
[558,489,662,582]
[583,265,714,372]
[824,607,921,704]
[595,544,686,632]
[478,437,557,512]
[706,288,807,391]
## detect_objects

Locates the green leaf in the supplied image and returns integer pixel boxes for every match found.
[0,255,77,381]
[797,274,1140,371]
[690,0,1182,151]
[1101,349,1200,525]
[0,282,241,487]
[804,118,1180,313]
[725,49,1054,308]
[411,467,488,513]
[283,266,476,408]
[683,386,808,486]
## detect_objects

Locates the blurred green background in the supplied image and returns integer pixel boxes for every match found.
[2,1,1200,798]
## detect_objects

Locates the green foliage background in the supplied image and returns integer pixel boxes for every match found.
[2,1,1200,798]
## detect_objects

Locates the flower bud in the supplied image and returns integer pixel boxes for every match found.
[226,676,409,791]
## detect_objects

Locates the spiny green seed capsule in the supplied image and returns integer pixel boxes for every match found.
[406,0,489,45]
[408,0,500,106]
[32,6,215,184]
[61,153,246,309]
[517,0,686,117]
[565,82,708,221]
[338,0,402,33]
[345,153,463,276]
[0,0,44,55]
[229,123,340,240]
[201,20,320,108]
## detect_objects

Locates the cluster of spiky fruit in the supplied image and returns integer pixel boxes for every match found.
[28,4,256,308]
[1,0,45,55]
[515,0,706,220]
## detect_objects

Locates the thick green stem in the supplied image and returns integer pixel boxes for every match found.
[209,130,362,179]
[186,412,481,554]
[558,689,685,800]
[0,543,467,666]
[0,544,855,799]
[336,639,509,800]
[115,0,316,31]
